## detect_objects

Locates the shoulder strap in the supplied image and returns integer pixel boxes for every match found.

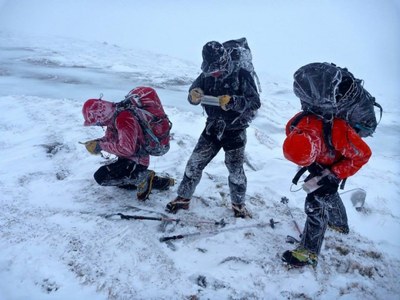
[374,101,383,124]
[292,166,308,185]
[288,111,309,132]
[322,118,335,152]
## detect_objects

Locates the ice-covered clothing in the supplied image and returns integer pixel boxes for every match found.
[99,110,149,166]
[283,113,371,179]
[282,113,371,256]
[94,158,149,187]
[177,67,260,204]
[189,68,261,131]
[82,97,150,193]
[300,191,349,254]
[82,98,149,166]
[82,89,175,200]
[178,129,247,204]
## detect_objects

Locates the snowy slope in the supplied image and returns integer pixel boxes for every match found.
[0,30,399,300]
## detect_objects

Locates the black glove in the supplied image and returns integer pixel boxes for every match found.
[316,173,340,195]
[307,163,324,177]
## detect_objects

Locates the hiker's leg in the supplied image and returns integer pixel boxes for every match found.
[327,192,349,233]
[93,158,146,187]
[177,133,221,199]
[223,129,247,204]
[300,193,329,255]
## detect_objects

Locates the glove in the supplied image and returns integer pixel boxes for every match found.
[316,173,340,195]
[84,139,102,155]
[307,163,324,177]
[189,88,204,104]
[218,95,231,111]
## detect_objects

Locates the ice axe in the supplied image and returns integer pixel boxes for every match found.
[340,188,367,211]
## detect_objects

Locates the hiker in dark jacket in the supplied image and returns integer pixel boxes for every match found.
[165,41,261,218]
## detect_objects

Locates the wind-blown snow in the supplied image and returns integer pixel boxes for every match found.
[0,1,399,299]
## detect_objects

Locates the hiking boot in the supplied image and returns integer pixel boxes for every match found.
[153,175,175,190]
[165,197,190,214]
[328,224,349,234]
[136,170,155,201]
[282,248,318,268]
[232,203,252,218]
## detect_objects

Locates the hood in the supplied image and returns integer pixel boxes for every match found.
[82,99,116,126]
[201,41,232,78]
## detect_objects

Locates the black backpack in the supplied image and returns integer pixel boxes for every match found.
[291,62,382,149]
[223,37,262,93]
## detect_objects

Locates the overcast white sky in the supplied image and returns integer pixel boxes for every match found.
[0,0,399,94]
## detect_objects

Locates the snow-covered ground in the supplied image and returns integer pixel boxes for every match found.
[0,1,399,299]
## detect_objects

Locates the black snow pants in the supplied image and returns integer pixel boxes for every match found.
[300,190,349,254]
[177,128,247,204]
[93,158,149,189]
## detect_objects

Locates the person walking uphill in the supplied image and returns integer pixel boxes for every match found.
[281,62,381,268]
[82,86,174,201]
[165,40,261,218]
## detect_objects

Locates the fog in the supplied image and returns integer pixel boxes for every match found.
[0,0,399,94]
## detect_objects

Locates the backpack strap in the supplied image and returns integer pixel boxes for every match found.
[340,178,347,190]
[374,100,383,124]
[288,111,310,132]
[322,118,335,152]
[292,166,308,185]
[252,71,262,93]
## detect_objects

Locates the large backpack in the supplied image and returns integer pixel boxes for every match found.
[116,87,172,156]
[223,37,262,93]
[291,62,382,147]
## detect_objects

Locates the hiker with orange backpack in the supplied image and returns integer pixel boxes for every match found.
[281,63,381,267]
[81,86,174,201]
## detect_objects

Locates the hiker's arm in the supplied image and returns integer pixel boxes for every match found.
[99,111,141,158]
[225,70,260,112]
[331,120,372,179]
[188,74,204,105]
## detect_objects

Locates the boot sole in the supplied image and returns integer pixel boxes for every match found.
[137,171,155,201]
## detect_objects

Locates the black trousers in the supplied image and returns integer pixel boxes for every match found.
[300,191,349,254]
[93,158,148,188]
[177,128,247,204]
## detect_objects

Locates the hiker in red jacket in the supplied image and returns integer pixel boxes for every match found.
[281,113,372,267]
[81,88,174,201]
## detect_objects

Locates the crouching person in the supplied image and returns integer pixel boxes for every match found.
[81,87,174,201]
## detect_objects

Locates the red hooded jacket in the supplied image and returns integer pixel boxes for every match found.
[283,113,371,179]
[82,99,149,166]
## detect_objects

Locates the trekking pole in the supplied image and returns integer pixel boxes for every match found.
[280,196,302,237]
[160,219,278,243]
[108,213,180,223]
[106,213,226,227]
